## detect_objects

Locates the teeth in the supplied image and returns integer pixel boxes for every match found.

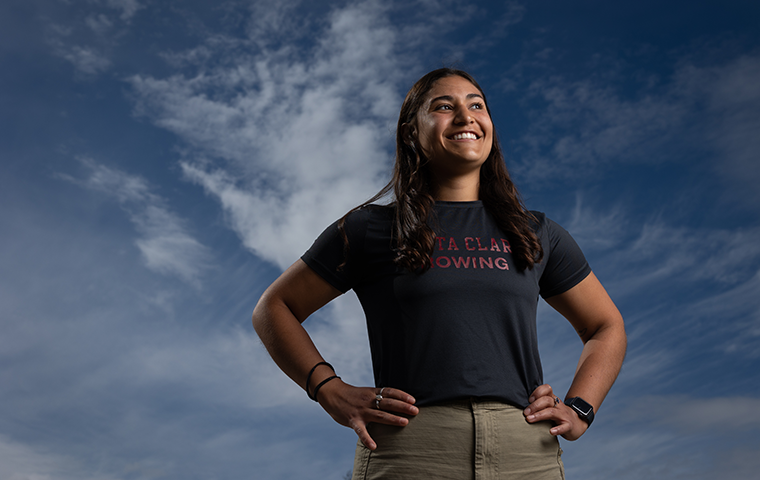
[451,132,478,140]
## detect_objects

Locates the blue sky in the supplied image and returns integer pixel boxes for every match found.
[1,0,759,478]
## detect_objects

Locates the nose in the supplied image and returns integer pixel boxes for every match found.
[453,105,473,124]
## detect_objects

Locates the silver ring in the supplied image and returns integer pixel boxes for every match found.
[375,393,383,409]
[554,396,560,407]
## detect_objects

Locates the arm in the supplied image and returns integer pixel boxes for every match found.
[524,271,627,440]
[252,259,418,450]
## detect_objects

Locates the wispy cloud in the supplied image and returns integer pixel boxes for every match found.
[514,52,760,196]
[4,1,759,479]
[627,395,760,433]
[557,393,760,480]
[102,0,143,22]
[85,13,114,36]
[545,195,760,401]
[129,0,404,269]
[675,54,760,203]
[0,433,99,480]
[66,158,211,284]
[52,42,112,75]
[45,0,143,76]
[564,195,760,288]
[515,76,689,182]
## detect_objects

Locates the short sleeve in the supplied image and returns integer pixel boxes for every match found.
[301,210,369,293]
[537,216,592,298]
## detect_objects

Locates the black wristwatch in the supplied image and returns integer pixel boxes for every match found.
[564,397,595,426]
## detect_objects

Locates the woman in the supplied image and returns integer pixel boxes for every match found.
[252,68,626,479]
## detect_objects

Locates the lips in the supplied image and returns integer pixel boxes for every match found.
[449,132,480,140]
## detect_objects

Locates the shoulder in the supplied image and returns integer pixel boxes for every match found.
[302,205,393,292]
[527,210,552,238]
[346,203,394,221]
[532,212,591,297]
[528,211,572,241]
[342,204,394,232]
[528,210,547,228]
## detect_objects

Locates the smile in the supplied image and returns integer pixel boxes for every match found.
[449,132,479,140]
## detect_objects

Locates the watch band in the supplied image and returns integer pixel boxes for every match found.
[564,397,595,426]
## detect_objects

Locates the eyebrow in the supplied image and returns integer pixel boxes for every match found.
[429,93,484,103]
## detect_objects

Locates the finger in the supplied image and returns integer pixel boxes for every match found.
[376,397,419,416]
[549,422,570,437]
[528,384,554,403]
[369,407,412,427]
[525,402,566,424]
[377,387,416,405]
[524,394,559,416]
[525,408,549,423]
[351,420,377,451]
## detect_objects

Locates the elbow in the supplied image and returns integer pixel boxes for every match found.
[251,289,298,342]
[607,313,628,359]
[251,291,273,336]
[586,312,626,347]
[614,313,627,345]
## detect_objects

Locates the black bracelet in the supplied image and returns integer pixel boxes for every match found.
[311,375,340,402]
[305,361,334,400]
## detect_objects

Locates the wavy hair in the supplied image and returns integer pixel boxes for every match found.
[341,68,543,272]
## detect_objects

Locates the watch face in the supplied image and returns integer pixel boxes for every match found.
[569,397,593,416]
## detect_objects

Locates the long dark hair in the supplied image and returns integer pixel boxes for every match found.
[341,68,543,272]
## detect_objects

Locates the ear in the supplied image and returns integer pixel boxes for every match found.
[401,123,417,147]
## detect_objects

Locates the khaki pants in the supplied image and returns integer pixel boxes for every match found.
[352,399,564,480]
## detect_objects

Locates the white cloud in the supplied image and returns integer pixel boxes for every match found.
[566,193,628,250]
[245,0,309,49]
[102,0,143,22]
[85,13,113,35]
[132,204,210,282]
[46,0,143,76]
[129,0,404,269]
[622,221,760,288]
[56,43,112,75]
[69,158,211,284]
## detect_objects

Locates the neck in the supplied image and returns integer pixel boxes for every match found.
[432,172,480,202]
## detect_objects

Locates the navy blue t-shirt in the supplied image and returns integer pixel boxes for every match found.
[302,201,590,407]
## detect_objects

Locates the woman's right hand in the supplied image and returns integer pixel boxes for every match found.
[316,379,418,450]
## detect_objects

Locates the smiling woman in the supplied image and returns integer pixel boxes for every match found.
[252,68,627,479]
[415,75,494,187]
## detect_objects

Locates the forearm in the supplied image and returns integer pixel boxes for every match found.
[526,272,626,439]
[565,319,627,411]
[253,287,418,452]
[252,260,345,393]
[253,297,328,391]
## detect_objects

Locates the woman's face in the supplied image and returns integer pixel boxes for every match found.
[414,75,494,178]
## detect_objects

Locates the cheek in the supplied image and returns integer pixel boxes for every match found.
[416,133,435,158]
[480,116,494,136]
[415,118,439,153]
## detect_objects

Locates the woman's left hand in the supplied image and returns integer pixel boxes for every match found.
[523,384,588,441]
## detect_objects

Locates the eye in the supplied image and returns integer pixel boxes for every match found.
[470,102,485,110]
[434,103,453,111]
